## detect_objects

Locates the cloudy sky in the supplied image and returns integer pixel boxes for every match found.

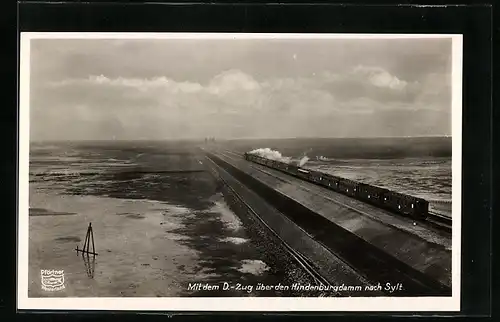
[28,36,453,140]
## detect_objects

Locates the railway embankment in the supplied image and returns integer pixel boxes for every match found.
[204,149,452,297]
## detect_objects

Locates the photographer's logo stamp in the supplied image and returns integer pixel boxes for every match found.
[40,269,65,291]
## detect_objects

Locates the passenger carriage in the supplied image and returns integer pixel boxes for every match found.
[358,183,383,205]
[337,177,358,197]
[284,164,299,176]
[320,174,338,189]
[296,167,311,180]
[244,152,429,219]
[308,170,323,184]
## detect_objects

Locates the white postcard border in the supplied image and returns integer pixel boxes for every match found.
[18,32,463,312]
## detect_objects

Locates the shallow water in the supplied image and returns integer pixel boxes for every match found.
[226,137,452,203]
[27,141,311,297]
[306,157,451,201]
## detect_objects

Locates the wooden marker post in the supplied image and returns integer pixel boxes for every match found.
[82,252,96,278]
[76,223,98,256]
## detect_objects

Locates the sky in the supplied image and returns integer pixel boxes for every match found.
[28,36,454,140]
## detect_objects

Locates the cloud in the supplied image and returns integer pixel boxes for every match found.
[352,66,408,90]
[31,66,451,140]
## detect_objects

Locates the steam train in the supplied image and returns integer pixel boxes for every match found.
[243,152,429,219]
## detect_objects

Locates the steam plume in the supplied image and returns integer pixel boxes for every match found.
[298,156,309,167]
[249,148,292,164]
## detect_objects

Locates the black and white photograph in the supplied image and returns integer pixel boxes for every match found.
[18,33,462,311]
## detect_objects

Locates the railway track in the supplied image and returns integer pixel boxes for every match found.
[203,156,333,292]
[427,212,452,233]
[220,149,452,234]
[204,151,452,296]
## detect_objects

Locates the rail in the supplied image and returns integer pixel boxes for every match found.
[426,212,452,233]
[206,151,452,296]
[227,150,452,234]
[204,156,333,292]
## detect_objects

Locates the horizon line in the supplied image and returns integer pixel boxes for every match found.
[29,135,452,143]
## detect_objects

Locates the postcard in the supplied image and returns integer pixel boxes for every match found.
[18,32,462,311]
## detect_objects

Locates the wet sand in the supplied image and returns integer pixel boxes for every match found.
[28,142,316,297]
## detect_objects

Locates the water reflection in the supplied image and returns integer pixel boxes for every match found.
[81,253,96,279]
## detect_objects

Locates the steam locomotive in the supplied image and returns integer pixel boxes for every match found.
[244,152,429,219]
